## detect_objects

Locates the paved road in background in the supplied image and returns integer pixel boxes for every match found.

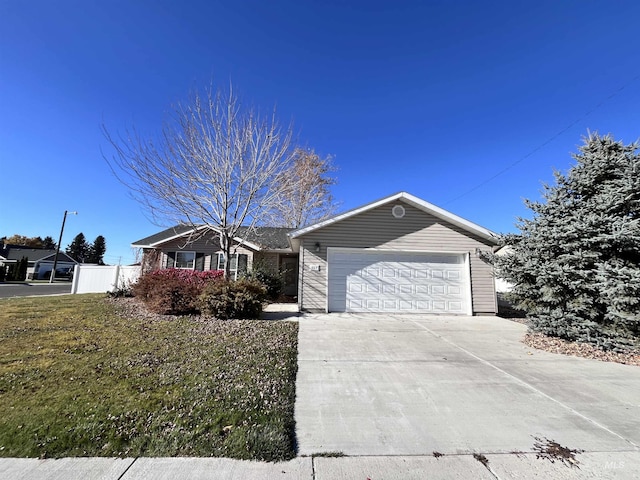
[0,283,72,298]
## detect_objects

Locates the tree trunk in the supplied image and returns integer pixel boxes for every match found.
[220,231,232,280]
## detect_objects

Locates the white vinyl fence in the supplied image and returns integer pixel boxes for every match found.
[71,265,141,294]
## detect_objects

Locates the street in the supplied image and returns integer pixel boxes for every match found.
[0,283,72,298]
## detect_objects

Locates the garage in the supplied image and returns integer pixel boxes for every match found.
[327,248,472,314]
[289,192,499,315]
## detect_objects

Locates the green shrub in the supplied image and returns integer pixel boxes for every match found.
[199,278,266,319]
[133,269,223,315]
[242,262,284,301]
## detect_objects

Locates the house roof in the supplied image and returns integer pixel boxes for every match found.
[289,191,499,245]
[0,246,78,264]
[131,225,295,251]
[131,224,197,248]
[2,246,57,262]
[235,227,295,250]
[37,252,78,264]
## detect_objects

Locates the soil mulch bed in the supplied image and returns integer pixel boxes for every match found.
[522,330,640,367]
[106,295,216,322]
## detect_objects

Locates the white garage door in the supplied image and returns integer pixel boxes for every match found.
[327,249,470,314]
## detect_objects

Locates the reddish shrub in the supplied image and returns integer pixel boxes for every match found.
[133,268,224,315]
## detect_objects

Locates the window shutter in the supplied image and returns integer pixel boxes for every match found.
[166,252,175,268]
[238,254,248,274]
[195,253,205,271]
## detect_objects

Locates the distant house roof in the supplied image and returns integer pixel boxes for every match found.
[37,252,78,264]
[0,245,78,264]
[131,225,295,251]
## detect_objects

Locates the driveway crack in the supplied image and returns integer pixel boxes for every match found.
[405,318,639,450]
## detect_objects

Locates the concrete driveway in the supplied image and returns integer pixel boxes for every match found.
[295,314,640,477]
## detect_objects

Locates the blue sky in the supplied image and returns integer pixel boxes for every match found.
[1,0,639,265]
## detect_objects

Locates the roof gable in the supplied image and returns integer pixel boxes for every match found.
[37,252,78,264]
[289,192,498,244]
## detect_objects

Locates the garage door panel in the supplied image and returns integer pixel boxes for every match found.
[366,284,380,293]
[449,301,463,311]
[328,250,469,314]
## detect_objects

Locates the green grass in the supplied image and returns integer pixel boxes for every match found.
[0,294,298,461]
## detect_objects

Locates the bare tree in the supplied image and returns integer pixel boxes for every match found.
[103,85,296,279]
[3,234,46,248]
[268,148,338,228]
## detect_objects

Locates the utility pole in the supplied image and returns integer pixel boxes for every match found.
[50,210,77,283]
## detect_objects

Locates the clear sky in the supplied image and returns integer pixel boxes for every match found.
[1,0,639,265]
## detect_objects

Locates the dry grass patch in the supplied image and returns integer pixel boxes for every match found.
[0,294,298,460]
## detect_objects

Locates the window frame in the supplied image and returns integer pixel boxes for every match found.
[216,252,248,280]
[174,251,196,270]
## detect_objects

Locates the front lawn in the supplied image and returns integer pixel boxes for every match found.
[0,294,298,460]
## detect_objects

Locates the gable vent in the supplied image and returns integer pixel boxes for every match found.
[392,205,405,218]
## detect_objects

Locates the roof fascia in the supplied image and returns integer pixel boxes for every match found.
[131,224,265,251]
[261,248,294,254]
[231,238,263,251]
[399,193,498,243]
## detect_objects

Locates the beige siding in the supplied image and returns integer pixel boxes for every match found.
[157,236,256,271]
[297,200,497,314]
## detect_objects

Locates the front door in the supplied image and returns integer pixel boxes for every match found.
[280,255,299,297]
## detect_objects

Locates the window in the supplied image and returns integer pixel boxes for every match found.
[175,251,196,269]
[216,253,248,279]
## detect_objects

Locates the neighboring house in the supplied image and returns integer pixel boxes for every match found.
[493,245,514,293]
[0,244,78,280]
[133,192,500,315]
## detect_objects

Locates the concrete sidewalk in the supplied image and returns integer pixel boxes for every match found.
[2,452,639,479]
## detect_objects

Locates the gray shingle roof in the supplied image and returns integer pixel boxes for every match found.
[236,227,294,250]
[131,225,196,248]
[132,225,294,251]
[0,246,77,264]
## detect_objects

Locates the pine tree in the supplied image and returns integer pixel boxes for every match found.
[42,236,57,249]
[495,133,640,351]
[17,256,28,281]
[87,235,107,264]
[66,233,89,263]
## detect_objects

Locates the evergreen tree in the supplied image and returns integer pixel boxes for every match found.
[495,133,640,351]
[66,233,90,263]
[42,236,57,249]
[87,235,107,264]
[17,256,28,281]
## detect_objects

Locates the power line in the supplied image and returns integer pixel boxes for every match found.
[444,73,640,206]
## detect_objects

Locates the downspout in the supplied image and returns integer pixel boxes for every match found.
[298,241,304,312]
